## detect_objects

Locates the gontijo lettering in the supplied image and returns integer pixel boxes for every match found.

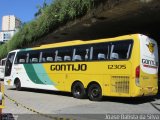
[142,59,158,66]
[50,64,87,71]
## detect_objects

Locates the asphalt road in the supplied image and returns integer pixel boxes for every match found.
[2,85,160,120]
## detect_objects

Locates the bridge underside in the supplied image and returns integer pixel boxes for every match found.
[37,0,160,46]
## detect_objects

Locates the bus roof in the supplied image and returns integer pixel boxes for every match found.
[10,33,142,52]
[32,34,140,50]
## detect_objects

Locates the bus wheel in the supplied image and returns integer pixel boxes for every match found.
[88,83,102,101]
[71,82,86,99]
[14,79,22,91]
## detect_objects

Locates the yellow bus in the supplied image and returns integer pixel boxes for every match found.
[4,34,158,101]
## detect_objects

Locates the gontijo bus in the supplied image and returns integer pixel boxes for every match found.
[4,34,158,101]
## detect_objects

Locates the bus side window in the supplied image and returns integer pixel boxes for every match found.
[41,49,55,63]
[72,45,90,61]
[54,50,59,61]
[127,44,132,59]
[39,52,43,62]
[73,55,82,61]
[15,52,27,64]
[73,48,82,61]
[54,50,62,62]
[110,52,119,59]
[110,40,133,60]
[90,47,93,60]
[57,56,62,61]
[54,47,72,62]
[92,42,109,60]
[63,47,72,62]
[98,53,106,60]
[19,59,25,63]
[46,57,53,62]
[32,58,38,63]
[85,49,89,60]
[29,51,40,63]
[64,56,71,61]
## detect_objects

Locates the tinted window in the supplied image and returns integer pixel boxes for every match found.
[14,40,133,64]
[92,42,109,60]
[15,52,28,64]
[72,45,91,61]
[55,47,73,62]
[110,40,133,60]
[29,51,40,63]
[41,49,55,62]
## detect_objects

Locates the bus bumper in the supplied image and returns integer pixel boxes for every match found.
[135,87,158,97]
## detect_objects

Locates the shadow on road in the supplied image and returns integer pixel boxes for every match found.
[102,96,158,104]
[7,87,73,97]
[102,92,160,104]
[7,87,160,105]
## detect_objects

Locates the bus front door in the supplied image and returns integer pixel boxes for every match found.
[4,52,16,77]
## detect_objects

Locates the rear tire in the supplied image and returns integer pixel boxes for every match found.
[71,82,86,99]
[14,79,22,91]
[88,83,102,101]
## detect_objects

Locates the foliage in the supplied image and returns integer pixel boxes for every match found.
[0,44,8,59]
[0,0,104,59]
[34,0,48,17]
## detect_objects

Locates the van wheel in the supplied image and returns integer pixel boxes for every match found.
[71,82,86,99]
[15,79,22,91]
[88,83,102,101]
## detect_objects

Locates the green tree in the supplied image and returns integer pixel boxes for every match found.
[34,0,48,17]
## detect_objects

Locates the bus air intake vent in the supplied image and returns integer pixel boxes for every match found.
[111,76,129,94]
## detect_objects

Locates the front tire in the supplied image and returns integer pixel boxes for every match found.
[88,83,102,101]
[71,82,86,99]
[14,79,22,91]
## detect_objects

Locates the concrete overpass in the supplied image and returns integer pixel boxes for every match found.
[35,0,160,46]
